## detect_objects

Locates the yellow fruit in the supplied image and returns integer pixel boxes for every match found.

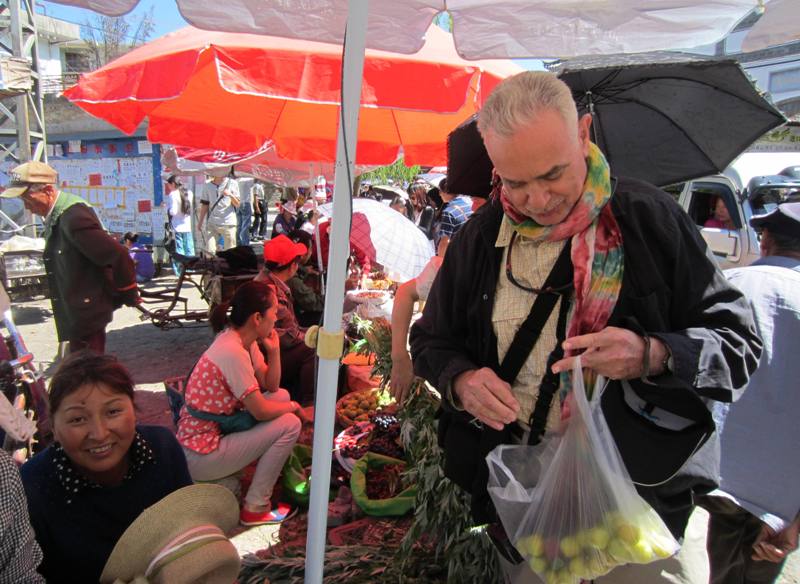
[559,535,580,558]
[607,539,632,563]
[575,529,591,547]
[650,541,674,559]
[630,540,654,563]
[523,534,544,557]
[568,556,587,577]
[615,523,641,545]
[528,557,547,574]
[588,526,610,549]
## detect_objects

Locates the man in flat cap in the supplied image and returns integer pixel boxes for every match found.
[702,202,800,583]
[1,161,139,354]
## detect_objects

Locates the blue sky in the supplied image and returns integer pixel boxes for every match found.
[39,0,188,40]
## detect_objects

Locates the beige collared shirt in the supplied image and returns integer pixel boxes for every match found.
[492,219,566,429]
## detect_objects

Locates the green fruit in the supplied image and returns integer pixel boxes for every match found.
[575,529,591,547]
[607,539,632,563]
[529,556,547,574]
[522,534,544,557]
[587,526,610,549]
[615,523,641,545]
[568,556,587,577]
[650,541,674,559]
[630,540,654,563]
[560,535,580,558]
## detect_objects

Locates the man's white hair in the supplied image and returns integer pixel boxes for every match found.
[477,71,578,138]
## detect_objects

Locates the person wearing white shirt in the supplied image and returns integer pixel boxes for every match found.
[198,174,239,253]
[165,176,195,274]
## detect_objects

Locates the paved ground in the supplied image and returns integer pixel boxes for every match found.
[9,273,800,580]
[11,273,281,556]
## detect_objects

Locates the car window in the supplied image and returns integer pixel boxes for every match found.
[687,182,739,229]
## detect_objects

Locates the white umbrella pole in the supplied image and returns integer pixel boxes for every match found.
[304,2,368,583]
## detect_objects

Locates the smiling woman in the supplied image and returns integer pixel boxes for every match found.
[19,352,192,584]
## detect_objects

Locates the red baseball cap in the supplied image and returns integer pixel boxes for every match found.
[263,235,308,266]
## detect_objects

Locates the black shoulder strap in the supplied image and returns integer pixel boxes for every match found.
[497,239,573,385]
[526,295,571,445]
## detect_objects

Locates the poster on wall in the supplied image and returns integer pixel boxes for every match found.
[0,147,159,242]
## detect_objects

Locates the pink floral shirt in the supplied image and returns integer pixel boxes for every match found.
[177,329,267,454]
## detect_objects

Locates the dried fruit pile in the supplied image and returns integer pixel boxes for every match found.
[367,414,403,459]
[365,463,404,500]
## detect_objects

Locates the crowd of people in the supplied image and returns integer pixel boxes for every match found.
[0,68,797,584]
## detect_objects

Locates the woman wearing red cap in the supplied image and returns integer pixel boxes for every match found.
[257,235,318,404]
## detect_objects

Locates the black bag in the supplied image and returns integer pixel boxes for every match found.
[162,221,177,256]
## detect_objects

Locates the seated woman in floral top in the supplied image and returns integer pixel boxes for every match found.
[177,280,307,526]
[20,351,192,584]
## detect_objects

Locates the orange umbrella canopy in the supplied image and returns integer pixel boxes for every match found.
[64,26,520,166]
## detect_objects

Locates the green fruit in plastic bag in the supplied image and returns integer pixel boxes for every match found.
[522,534,544,557]
[560,535,580,558]
[615,523,641,545]
[588,526,611,549]
[529,556,547,574]
[631,540,654,563]
[608,539,633,563]
[568,556,587,576]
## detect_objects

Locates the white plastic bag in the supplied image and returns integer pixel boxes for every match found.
[487,358,679,584]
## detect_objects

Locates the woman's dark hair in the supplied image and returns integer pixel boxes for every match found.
[389,194,414,219]
[48,351,135,417]
[289,229,313,250]
[122,232,138,244]
[209,280,277,333]
[167,175,191,215]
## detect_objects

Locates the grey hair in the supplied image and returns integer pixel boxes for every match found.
[477,71,578,138]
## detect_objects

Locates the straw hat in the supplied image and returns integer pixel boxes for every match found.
[100,484,240,584]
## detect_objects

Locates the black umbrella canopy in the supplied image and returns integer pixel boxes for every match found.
[447,54,787,194]
[446,113,495,198]
[553,52,787,186]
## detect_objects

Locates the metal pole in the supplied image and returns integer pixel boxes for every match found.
[8,0,31,162]
[304,1,368,582]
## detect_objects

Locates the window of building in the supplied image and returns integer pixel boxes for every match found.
[769,67,800,93]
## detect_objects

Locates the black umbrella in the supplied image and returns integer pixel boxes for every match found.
[446,113,495,198]
[447,54,787,193]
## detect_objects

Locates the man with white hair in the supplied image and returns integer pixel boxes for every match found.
[410,71,761,582]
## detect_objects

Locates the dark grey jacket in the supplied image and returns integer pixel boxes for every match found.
[410,177,762,535]
[43,194,137,342]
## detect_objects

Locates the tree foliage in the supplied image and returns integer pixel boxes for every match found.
[359,157,421,188]
[82,8,155,68]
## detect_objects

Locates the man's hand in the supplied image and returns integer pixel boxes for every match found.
[551,326,667,379]
[452,368,519,431]
[389,352,415,405]
[752,519,800,563]
[261,330,280,354]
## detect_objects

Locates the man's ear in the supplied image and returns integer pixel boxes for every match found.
[578,113,593,155]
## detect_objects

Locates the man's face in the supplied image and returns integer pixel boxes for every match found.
[483,110,592,226]
[19,184,56,217]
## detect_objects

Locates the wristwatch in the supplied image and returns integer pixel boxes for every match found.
[661,344,674,374]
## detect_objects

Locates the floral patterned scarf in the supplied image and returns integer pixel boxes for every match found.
[497,142,623,392]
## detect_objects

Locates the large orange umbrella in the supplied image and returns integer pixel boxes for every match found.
[63,25,520,165]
